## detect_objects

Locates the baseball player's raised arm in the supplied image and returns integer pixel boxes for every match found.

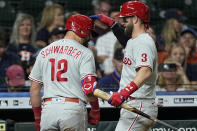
[111,23,130,47]
[89,14,129,48]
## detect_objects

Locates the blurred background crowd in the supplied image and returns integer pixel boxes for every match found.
[0,0,197,93]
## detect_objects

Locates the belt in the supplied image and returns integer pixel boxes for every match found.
[126,96,155,102]
[44,97,79,103]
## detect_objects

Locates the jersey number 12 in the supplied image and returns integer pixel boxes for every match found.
[49,58,68,82]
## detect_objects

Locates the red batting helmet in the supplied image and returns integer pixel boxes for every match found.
[116,1,150,23]
[66,14,94,38]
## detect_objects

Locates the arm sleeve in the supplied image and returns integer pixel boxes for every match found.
[133,43,154,70]
[80,51,97,79]
[111,23,130,48]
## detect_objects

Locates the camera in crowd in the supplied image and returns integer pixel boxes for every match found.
[158,63,177,72]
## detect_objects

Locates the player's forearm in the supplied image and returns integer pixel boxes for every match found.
[30,81,42,107]
[118,67,152,99]
[86,93,98,102]
[133,67,152,88]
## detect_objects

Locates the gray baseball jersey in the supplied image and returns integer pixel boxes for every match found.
[119,33,157,98]
[115,33,158,131]
[29,39,96,103]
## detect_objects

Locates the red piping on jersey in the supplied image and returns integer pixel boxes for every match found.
[81,74,96,80]
[28,76,43,84]
[135,65,152,71]
[127,101,143,131]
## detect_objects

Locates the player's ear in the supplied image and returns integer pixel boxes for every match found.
[132,16,138,24]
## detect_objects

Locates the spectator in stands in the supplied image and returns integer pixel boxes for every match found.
[168,44,187,70]
[48,26,66,43]
[95,9,121,75]
[5,64,27,92]
[97,47,124,92]
[0,29,20,92]
[146,26,168,65]
[157,57,191,91]
[8,13,37,57]
[91,0,112,43]
[179,27,197,64]
[93,0,111,16]
[157,9,186,52]
[179,28,197,88]
[25,57,36,87]
[8,13,37,80]
[36,4,64,48]
[168,44,195,89]
[146,26,157,42]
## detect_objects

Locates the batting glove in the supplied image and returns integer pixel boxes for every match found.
[32,106,41,131]
[89,14,115,27]
[108,92,125,107]
[88,100,100,125]
[108,81,139,107]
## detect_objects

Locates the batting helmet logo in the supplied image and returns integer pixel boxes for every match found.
[66,14,94,38]
[116,1,150,23]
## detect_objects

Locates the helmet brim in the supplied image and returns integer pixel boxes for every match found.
[115,12,128,18]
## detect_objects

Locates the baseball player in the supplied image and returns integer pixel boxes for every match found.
[90,1,158,131]
[29,14,100,131]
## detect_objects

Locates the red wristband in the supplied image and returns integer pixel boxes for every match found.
[90,99,99,110]
[120,81,139,98]
[32,106,41,120]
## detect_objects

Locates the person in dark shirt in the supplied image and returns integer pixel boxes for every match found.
[36,4,65,48]
[0,29,20,91]
[8,13,38,80]
[48,26,66,44]
[8,13,37,57]
[97,47,124,92]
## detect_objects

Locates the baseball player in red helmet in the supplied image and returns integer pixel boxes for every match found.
[29,14,100,131]
[90,1,158,130]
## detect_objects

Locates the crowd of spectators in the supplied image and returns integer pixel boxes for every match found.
[0,0,197,93]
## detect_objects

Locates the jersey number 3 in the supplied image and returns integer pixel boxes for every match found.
[49,58,68,82]
[141,53,147,62]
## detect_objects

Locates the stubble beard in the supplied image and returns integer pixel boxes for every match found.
[124,22,133,38]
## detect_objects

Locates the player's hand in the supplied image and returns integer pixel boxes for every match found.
[88,108,100,125]
[89,14,115,27]
[32,107,41,131]
[108,81,138,106]
[108,92,125,107]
